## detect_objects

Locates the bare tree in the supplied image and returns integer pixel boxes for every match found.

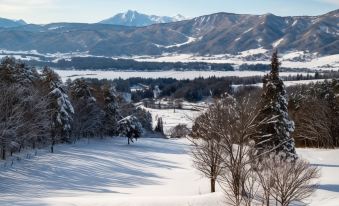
[217,95,267,206]
[0,84,49,159]
[256,156,320,206]
[0,84,26,159]
[18,88,50,151]
[190,103,225,193]
[294,98,333,148]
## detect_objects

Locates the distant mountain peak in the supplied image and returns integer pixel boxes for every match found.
[0,17,26,28]
[99,10,187,27]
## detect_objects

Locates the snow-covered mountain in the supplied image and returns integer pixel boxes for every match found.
[0,17,26,28]
[0,9,337,57]
[99,10,187,27]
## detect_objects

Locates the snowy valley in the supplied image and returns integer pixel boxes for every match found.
[0,2,338,206]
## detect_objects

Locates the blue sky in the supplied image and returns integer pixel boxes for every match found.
[0,0,338,24]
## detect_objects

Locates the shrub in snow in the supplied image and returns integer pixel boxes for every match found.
[255,155,320,206]
[170,124,190,138]
[117,115,143,144]
[256,51,297,160]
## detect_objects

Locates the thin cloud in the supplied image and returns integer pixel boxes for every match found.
[318,0,339,6]
[0,0,57,9]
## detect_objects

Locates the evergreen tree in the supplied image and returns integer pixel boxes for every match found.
[41,67,74,149]
[0,57,40,85]
[102,84,121,136]
[134,107,153,131]
[69,79,103,139]
[256,51,297,160]
[154,117,164,134]
[117,115,143,144]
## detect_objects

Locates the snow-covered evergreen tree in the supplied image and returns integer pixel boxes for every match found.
[117,115,143,144]
[0,56,40,85]
[134,107,153,131]
[41,68,74,146]
[256,51,297,160]
[69,79,103,138]
[102,84,121,136]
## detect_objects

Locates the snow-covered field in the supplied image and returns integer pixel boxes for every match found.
[0,137,218,206]
[1,48,338,71]
[146,108,201,135]
[133,51,339,70]
[1,136,339,206]
[0,107,338,206]
[232,79,329,89]
[54,69,314,81]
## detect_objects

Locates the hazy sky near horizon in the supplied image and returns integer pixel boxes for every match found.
[0,0,338,24]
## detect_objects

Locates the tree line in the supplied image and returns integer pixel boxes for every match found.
[0,57,153,160]
[89,71,339,103]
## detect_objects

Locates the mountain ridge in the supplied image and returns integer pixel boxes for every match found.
[0,9,337,56]
[0,17,26,28]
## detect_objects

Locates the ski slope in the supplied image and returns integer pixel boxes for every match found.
[1,137,339,206]
[0,137,219,206]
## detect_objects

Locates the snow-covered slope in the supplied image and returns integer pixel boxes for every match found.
[1,135,339,206]
[0,106,338,206]
[0,137,215,206]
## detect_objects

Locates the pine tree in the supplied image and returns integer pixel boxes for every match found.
[102,84,121,136]
[0,57,40,85]
[134,107,153,131]
[117,115,143,144]
[69,79,103,139]
[154,117,164,134]
[256,51,297,160]
[41,68,74,149]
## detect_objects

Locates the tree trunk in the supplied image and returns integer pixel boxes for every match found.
[211,178,216,193]
[2,147,6,160]
[51,140,55,153]
[128,137,130,145]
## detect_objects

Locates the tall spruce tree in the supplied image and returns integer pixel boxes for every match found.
[41,68,74,149]
[256,51,297,160]
[69,79,103,138]
[102,84,121,136]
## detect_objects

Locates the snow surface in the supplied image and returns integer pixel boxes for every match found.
[235,79,328,88]
[0,137,218,206]
[239,48,268,57]
[133,52,339,70]
[1,48,338,70]
[145,107,201,135]
[1,136,339,206]
[160,37,197,49]
[0,105,339,206]
[272,38,284,48]
[54,69,314,81]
